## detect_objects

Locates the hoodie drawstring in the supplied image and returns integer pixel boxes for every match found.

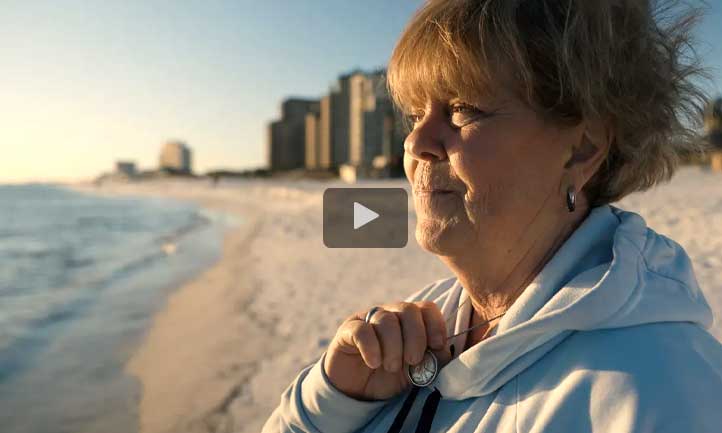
[414,388,442,433]
[386,386,419,433]
[386,345,453,433]
[385,387,443,433]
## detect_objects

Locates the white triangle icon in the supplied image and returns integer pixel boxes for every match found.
[353,202,380,230]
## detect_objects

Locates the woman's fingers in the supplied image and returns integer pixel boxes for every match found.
[381,301,446,364]
[335,301,446,372]
[417,301,447,350]
[337,317,381,369]
[369,310,404,372]
[325,301,448,402]
[395,302,427,366]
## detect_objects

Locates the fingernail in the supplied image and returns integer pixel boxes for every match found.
[369,356,381,369]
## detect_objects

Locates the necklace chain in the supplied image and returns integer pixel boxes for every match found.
[443,296,507,340]
[447,311,506,340]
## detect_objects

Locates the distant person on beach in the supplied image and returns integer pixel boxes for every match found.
[265,1,722,432]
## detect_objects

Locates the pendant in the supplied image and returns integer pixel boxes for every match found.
[407,349,438,387]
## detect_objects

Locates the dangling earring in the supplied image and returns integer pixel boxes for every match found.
[566,185,576,212]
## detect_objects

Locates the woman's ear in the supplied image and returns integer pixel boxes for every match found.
[564,119,613,189]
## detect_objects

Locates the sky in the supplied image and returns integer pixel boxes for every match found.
[1,0,721,184]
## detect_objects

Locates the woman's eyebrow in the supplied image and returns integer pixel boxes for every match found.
[449,91,506,106]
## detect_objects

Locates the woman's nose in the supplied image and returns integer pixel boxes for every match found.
[404,116,449,162]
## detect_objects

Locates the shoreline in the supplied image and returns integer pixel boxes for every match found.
[125,207,271,433]
[70,180,279,433]
[72,178,451,433]
[0,184,228,433]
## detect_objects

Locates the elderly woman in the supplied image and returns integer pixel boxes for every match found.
[264,0,722,432]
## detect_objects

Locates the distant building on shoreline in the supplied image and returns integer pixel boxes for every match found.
[305,107,322,169]
[159,140,193,175]
[267,68,405,180]
[349,70,404,174]
[115,161,137,178]
[268,99,320,171]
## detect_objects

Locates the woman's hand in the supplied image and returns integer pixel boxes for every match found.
[323,301,452,401]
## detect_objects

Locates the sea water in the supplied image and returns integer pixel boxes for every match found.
[0,184,227,433]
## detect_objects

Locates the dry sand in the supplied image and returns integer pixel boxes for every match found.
[76,166,722,433]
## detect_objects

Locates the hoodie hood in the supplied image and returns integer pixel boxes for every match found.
[435,204,714,400]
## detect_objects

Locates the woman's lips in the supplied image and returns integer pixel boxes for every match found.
[414,189,459,215]
[414,189,456,195]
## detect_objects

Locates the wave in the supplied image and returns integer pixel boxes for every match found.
[0,191,216,385]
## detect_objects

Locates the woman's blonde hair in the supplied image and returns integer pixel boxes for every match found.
[388,0,710,206]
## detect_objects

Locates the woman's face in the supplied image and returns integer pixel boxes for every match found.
[404,90,583,256]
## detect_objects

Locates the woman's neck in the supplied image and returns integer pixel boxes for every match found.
[445,206,589,350]
[462,311,500,352]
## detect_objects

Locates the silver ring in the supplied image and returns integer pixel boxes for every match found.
[364,306,382,323]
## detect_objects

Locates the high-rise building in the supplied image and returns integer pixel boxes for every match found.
[305,109,321,169]
[159,141,193,174]
[318,95,334,169]
[331,73,353,167]
[348,73,367,166]
[267,98,319,171]
[346,70,403,167]
[268,120,284,171]
[267,69,406,177]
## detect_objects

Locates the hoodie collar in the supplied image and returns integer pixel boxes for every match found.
[435,205,713,399]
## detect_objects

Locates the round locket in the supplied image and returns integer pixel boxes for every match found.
[407,350,438,387]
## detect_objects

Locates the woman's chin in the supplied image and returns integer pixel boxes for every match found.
[414,217,469,255]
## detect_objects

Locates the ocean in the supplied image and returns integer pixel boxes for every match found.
[0,184,228,433]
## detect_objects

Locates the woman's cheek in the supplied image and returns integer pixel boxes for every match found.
[449,152,478,186]
[467,181,514,221]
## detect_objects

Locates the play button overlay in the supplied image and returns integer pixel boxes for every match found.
[324,188,408,248]
[353,202,379,229]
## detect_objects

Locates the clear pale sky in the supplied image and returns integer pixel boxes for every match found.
[1,0,720,184]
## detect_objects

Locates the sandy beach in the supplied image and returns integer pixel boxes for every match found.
[75,165,722,433]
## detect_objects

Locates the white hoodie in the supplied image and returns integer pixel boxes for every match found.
[263,205,722,432]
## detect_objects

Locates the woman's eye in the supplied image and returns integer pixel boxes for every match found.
[405,104,491,129]
[407,112,424,124]
[450,103,489,127]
